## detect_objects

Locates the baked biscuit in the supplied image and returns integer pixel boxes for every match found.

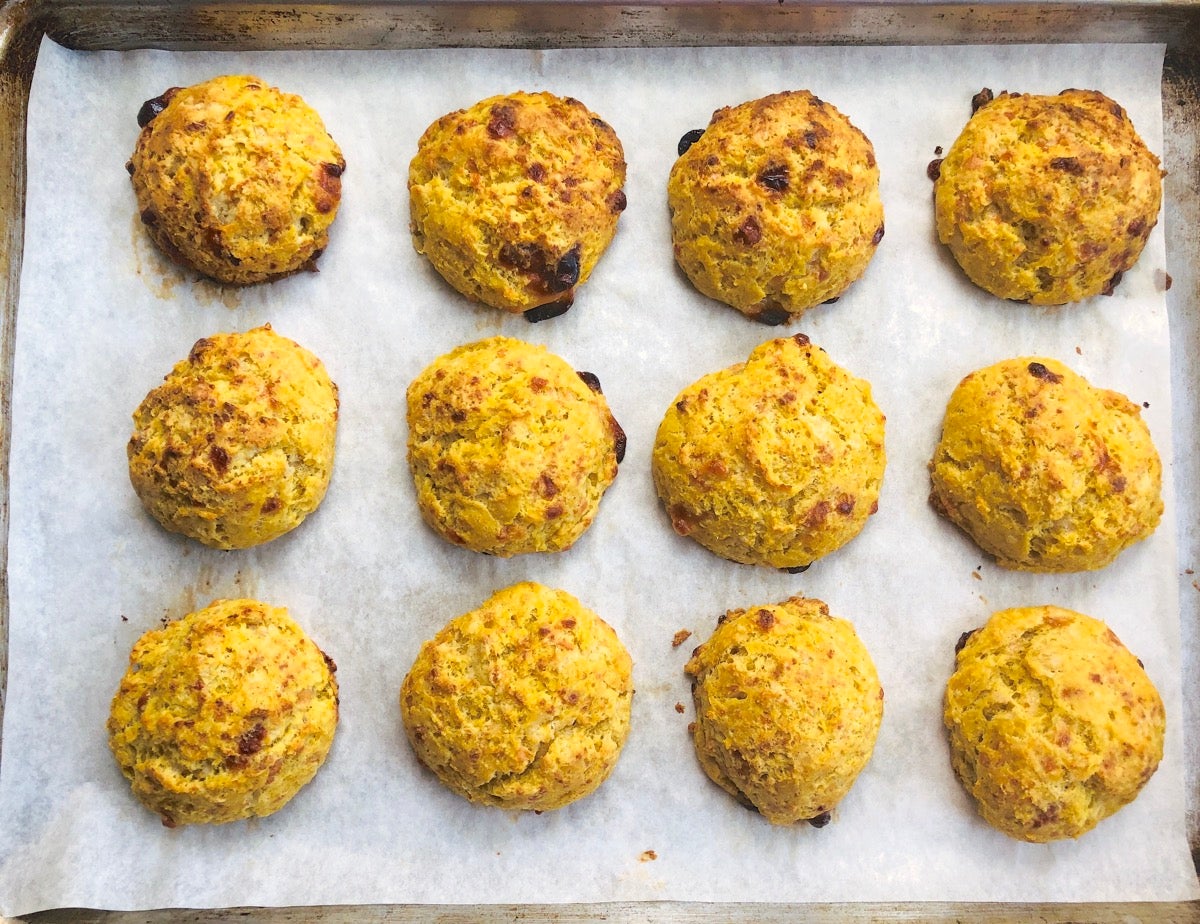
[668,91,884,324]
[408,91,627,319]
[944,605,1164,842]
[128,325,339,550]
[929,357,1161,571]
[400,582,633,811]
[652,334,885,569]
[406,336,624,556]
[933,88,1163,304]
[128,74,345,285]
[107,598,338,827]
[685,595,883,825]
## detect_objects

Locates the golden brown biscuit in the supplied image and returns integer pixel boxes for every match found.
[944,605,1164,842]
[406,336,623,556]
[408,91,627,319]
[128,325,339,550]
[929,357,1162,571]
[668,91,884,324]
[933,88,1163,304]
[685,595,883,825]
[400,582,634,811]
[107,598,338,827]
[652,333,885,569]
[128,74,345,285]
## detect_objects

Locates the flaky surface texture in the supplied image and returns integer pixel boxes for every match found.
[400,582,634,811]
[408,91,627,314]
[128,325,339,550]
[929,356,1161,572]
[406,336,622,556]
[107,598,339,827]
[667,90,884,323]
[128,74,345,285]
[652,334,885,568]
[944,605,1164,843]
[685,595,883,825]
[933,89,1163,305]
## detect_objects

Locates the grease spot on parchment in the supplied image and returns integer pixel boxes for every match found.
[130,214,241,309]
[160,565,259,624]
[131,212,185,300]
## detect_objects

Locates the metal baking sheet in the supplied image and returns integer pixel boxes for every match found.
[0,1,1198,921]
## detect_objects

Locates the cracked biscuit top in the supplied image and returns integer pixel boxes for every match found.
[668,90,884,324]
[127,325,339,550]
[128,74,345,285]
[408,91,627,317]
[400,582,633,812]
[933,88,1162,304]
[929,356,1161,572]
[944,605,1164,842]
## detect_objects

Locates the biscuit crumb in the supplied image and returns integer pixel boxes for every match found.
[672,629,692,647]
[640,850,658,862]
[675,702,685,714]
[971,571,982,581]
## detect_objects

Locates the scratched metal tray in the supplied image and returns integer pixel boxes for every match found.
[1,1,1198,922]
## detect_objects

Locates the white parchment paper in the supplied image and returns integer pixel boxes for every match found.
[1,38,1196,915]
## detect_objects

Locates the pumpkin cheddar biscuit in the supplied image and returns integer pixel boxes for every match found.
[400,582,633,811]
[944,605,1164,842]
[668,91,884,324]
[929,356,1162,572]
[933,88,1162,304]
[686,595,883,826]
[408,91,627,319]
[406,336,624,557]
[652,334,885,570]
[128,325,339,550]
[108,598,339,827]
[128,75,345,285]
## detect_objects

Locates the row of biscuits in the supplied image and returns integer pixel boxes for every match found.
[109,582,1166,845]
[127,77,1163,321]
[127,326,1164,572]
